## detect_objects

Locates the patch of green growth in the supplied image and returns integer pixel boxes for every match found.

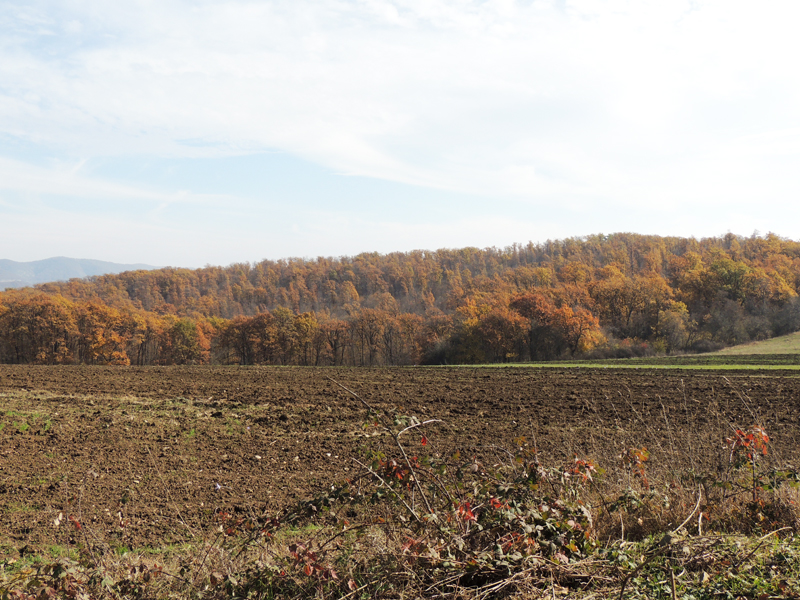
[447,355,800,370]
[6,502,38,513]
[136,542,197,557]
[46,545,76,560]
[541,361,800,370]
[713,330,800,355]
[224,417,244,436]
[2,411,56,435]
[606,532,800,600]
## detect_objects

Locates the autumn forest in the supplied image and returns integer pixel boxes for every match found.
[1,232,799,366]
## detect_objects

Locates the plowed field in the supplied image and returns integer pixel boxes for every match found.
[1,365,799,555]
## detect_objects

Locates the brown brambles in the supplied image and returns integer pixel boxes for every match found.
[456,502,477,522]
[564,456,598,483]
[621,447,650,490]
[725,425,771,504]
[726,425,769,461]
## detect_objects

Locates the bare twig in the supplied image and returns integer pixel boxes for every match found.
[758,526,792,541]
[728,526,795,573]
[672,486,702,534]
[326,376,376,412]
[722,376,760,425]
[330,376,439,520]
[391,432,437,518]
[145,444,195,537]
[352,458,421,523]
[669,566,677,600]
[398,419,443,437]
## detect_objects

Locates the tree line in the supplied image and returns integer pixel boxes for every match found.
[2,232,800,365]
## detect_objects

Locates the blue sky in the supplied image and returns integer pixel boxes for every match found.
[2,0,800,268]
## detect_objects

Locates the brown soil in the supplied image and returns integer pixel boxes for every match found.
[1,365,799,555]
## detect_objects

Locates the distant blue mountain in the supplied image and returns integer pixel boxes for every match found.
[0,257,159,290]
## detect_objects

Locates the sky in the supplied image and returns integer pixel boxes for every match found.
[2,0,800,268]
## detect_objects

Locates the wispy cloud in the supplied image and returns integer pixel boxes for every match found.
[2,0,800,263]
[3,3,798,178]
[0,156,234,206]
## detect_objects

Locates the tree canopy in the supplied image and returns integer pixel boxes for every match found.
[2,232,799,365]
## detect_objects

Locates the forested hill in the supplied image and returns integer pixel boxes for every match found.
[2,232,800,366]
[19,232,800,319]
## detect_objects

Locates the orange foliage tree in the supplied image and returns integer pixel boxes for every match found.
[5,233,800,364]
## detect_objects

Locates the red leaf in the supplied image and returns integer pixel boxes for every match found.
[421,436,428,446]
